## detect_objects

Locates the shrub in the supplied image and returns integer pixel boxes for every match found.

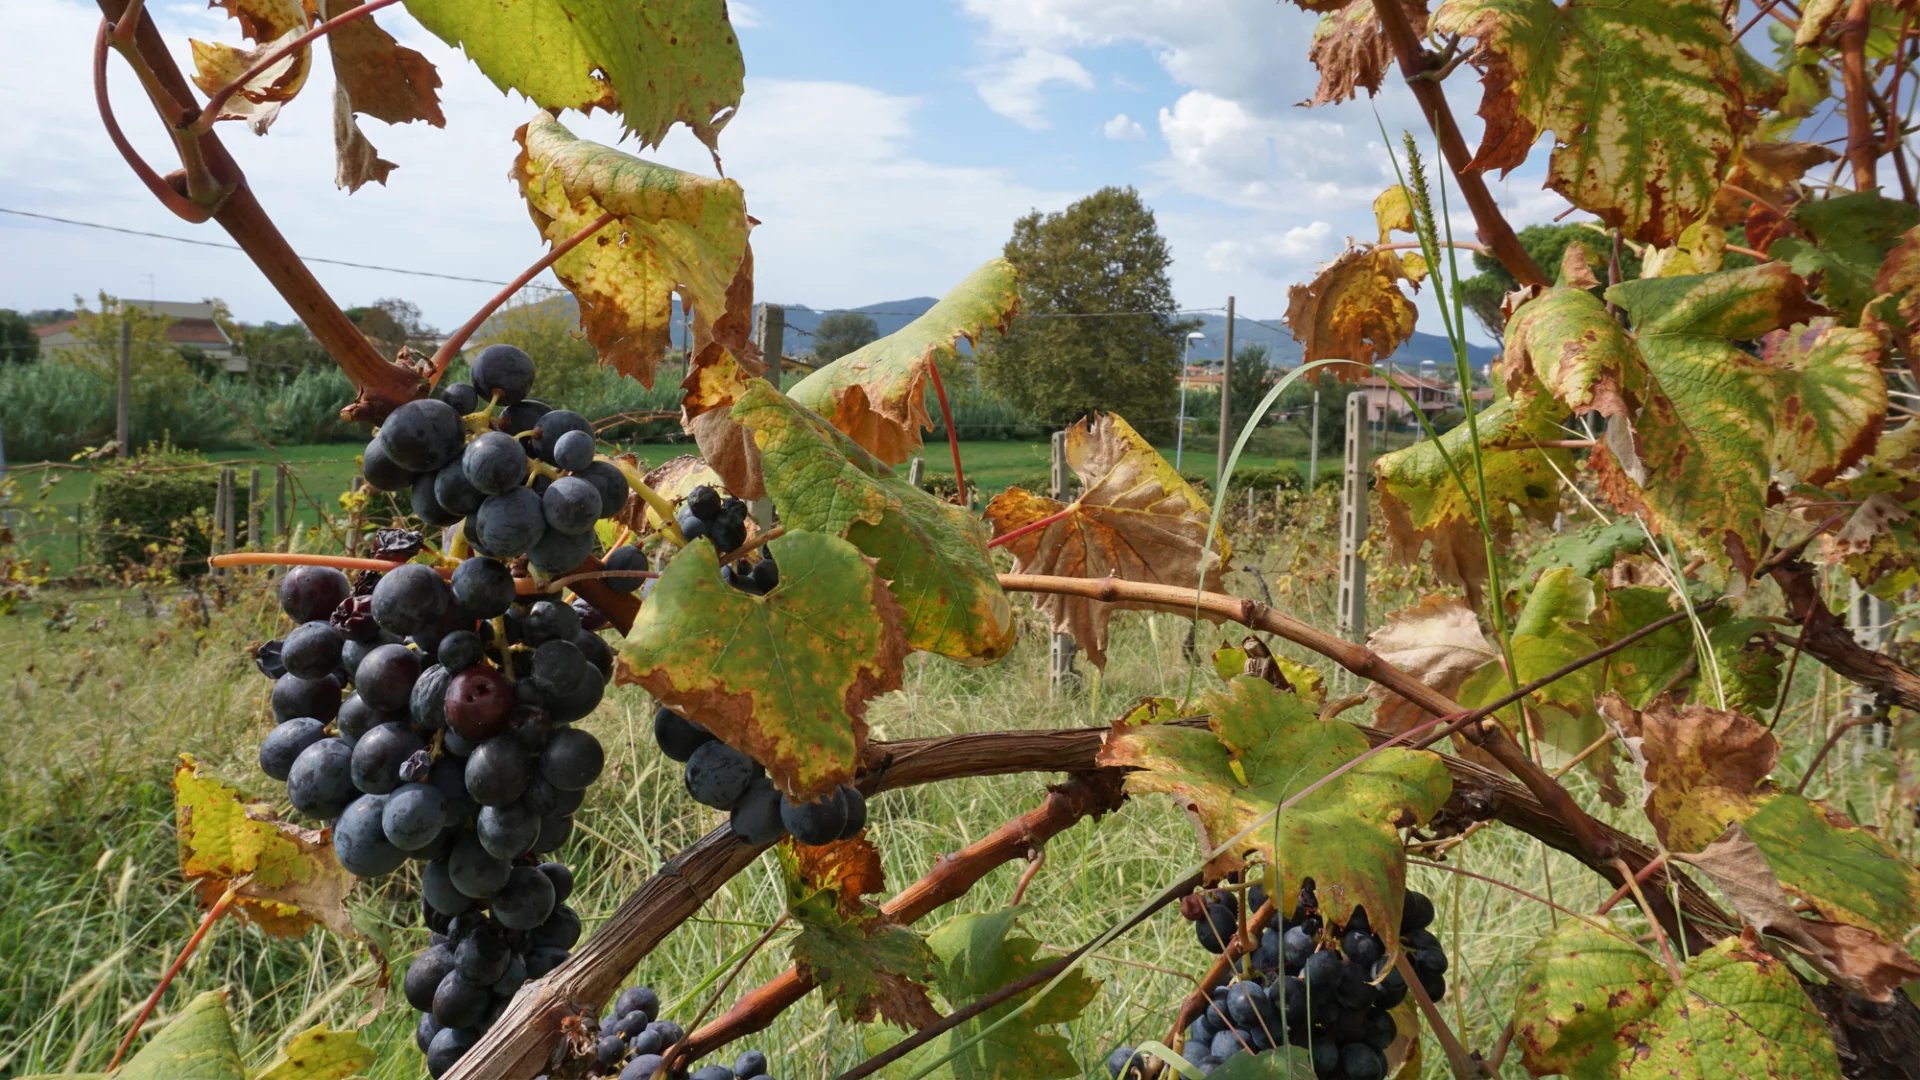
[1227,464,1303,491]
[83,443,247,575]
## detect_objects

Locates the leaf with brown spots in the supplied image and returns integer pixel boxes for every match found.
[1303,0,1429,107]
[680,344,767,500]
[1863,225,1920,358]
[1756,318,1885,486]
[191,0,314,134]
[1284,247,1418,374]
[174,756,360,942]
[1514,922,1841,1079]
[617,531,908,798]
[788,259,1019,465]
[514,112,754,387]
[251,1023,375,1080]
[780,839,939,1030]
[984,413,1227,668]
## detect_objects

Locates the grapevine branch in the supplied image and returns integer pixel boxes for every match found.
[678,770,1127,1059]
[94,0,418,418]
[1840,0,1880,191]
[1369,0,1548,287]
[1770,561,1920,713]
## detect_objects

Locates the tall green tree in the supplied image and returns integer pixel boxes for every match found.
[1458,224,1639,338]
[0,309,39,364]
[978,187,1194,436]
[809,312,879,363]
[1227,342,1271,434]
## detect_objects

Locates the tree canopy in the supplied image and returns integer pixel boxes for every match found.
[0,310,38,365]
[808,312,880,364]
[978,186,1194,438]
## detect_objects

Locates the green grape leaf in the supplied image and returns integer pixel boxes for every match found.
[1519,518,1650,583]
[402,0,743,150]
[781,841,940,1029]
[251,1024,375,1080]
[911,906,1101,1080]
[1703,616,1783,715]
[985,412,1227,669]
[1284,247,1417,372]
[788,259,1019,466]
[1770,193,1920,319]
[1432,0,1741,246]
[1514,923,1841,1079]
[1614,698,1920,997]
[1097,676,1451,957]
[618,531,909,798]
[732,380,1015,662]
[174,756,360,941]
[1586,587,1696,708]
[514,112,754,388]
[1374,393,1571,603]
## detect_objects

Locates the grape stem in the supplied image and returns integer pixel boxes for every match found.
[926,359,968,505]
[109,882,238,1071]
[602,456,688,546]
[429,209,617,386]
[986,504,1076,549]
[1394,950,1487,1078]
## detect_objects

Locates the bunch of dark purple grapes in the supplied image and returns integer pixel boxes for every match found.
[586,985,780,1080]
[1106,884,1448,1080]
[360,342,645,580]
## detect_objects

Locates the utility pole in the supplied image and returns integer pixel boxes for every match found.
[1216,296,1235,487]
[1337,393,1369,682]
[1048,430,1078,695]
[748,304,785,529]
[1307,390,1321,487]
[116,307,132,456]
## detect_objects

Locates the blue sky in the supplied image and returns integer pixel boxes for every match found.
[0,1,1580,345]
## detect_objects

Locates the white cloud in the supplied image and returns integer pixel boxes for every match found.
[1204,221,1334,276]
[728,2,764,29]
[968,49,1094,129]
[0,2,1069,330]
[1101,112,1144,140]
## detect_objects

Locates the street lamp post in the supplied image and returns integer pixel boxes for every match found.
[1176,330,1204,472]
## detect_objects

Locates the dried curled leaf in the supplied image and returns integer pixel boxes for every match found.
[985,413,1227,668]
[1304,0,1429,107]
[788,259,1019,465]
[191,0,314,134]
[174,755,359,941]
[1285,247,1417,375]
[1365,595,1498,737]
[514,112,754,387]
[325,0,444,192]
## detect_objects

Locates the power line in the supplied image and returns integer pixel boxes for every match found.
[0,207,562,291]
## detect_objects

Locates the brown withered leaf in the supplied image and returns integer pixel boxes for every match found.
[1864,225,1920,358]
[332,84,396,193]
[191,0,314,134]
[680,340,765,500]
[984,413,1227,668]
[1304,0,1428,107]
[788,834,885,919]
[1365,596,1501,768]
[1285,246,1417,376]
[324,0,444,127]
[1710,141,1838,225]
[1682,825,1920,1000]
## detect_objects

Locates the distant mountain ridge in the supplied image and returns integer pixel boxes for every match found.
[490,293,1498,369]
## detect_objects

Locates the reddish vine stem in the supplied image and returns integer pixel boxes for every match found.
[1594,852,1669,917]
[93,0,416,418]
[926,359,968,503]
[1840,0,1880,191]
[679,771,1126,1059]
[109,884,237,1070]
[987,504,1076,549]
[1370,0,1548,287]
[93,20,206,223]
[429,210,618,385]
[191,0,405,133]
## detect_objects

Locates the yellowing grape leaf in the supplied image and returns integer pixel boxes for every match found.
[403,0,744,150]
[1098,677,1451,957]
[680,344,767,500]
[114,990,244,1080]
[1755,318,1886,486]
[1432,0,1741,246]
[1612,698,1920,998]
[1304,0,1428,107]
[1514,922,1841,1079]
[917,906,1101,1080]
[984,413,1226,669]
[1365,594,1499,740]
[618,531,907,799]
[1709,141,1839,226]
[1284,247,1417,373]
[325,0,444,193]
[514,112,754,387]
[174,755,358,940]
[1772,193,1920,319]
[191,0,314,135]
[251,1024,375,1080]
[732,381,1015,662]
[1863,225,1920,358]
[780,840,940,1030]
[788,259,1019,465]
[1374,391,1571,602]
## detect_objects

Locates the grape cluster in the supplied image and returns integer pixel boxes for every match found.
[361,342,641,579]
[587,985,780,1080]
[252,343,643,1077]
[653,703,865,846]
[1106,885,1448,1080]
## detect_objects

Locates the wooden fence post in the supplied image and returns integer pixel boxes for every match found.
[248,467,262,549]
[908,457,924,489]
[346,476,364,558]
[748,304,785,530]
[1308,389,1320,488]
[1337,394,1369,686]
[273,464,288,548]
[1048,430,1078,695]
[217,467,236,573]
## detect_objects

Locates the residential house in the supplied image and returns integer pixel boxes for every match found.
[35,299,248,373]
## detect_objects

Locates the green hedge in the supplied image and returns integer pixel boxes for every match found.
[83,445,248,574]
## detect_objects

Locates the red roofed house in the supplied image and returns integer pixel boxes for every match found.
[35,300,247,373]
[1358,372,1461,424]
